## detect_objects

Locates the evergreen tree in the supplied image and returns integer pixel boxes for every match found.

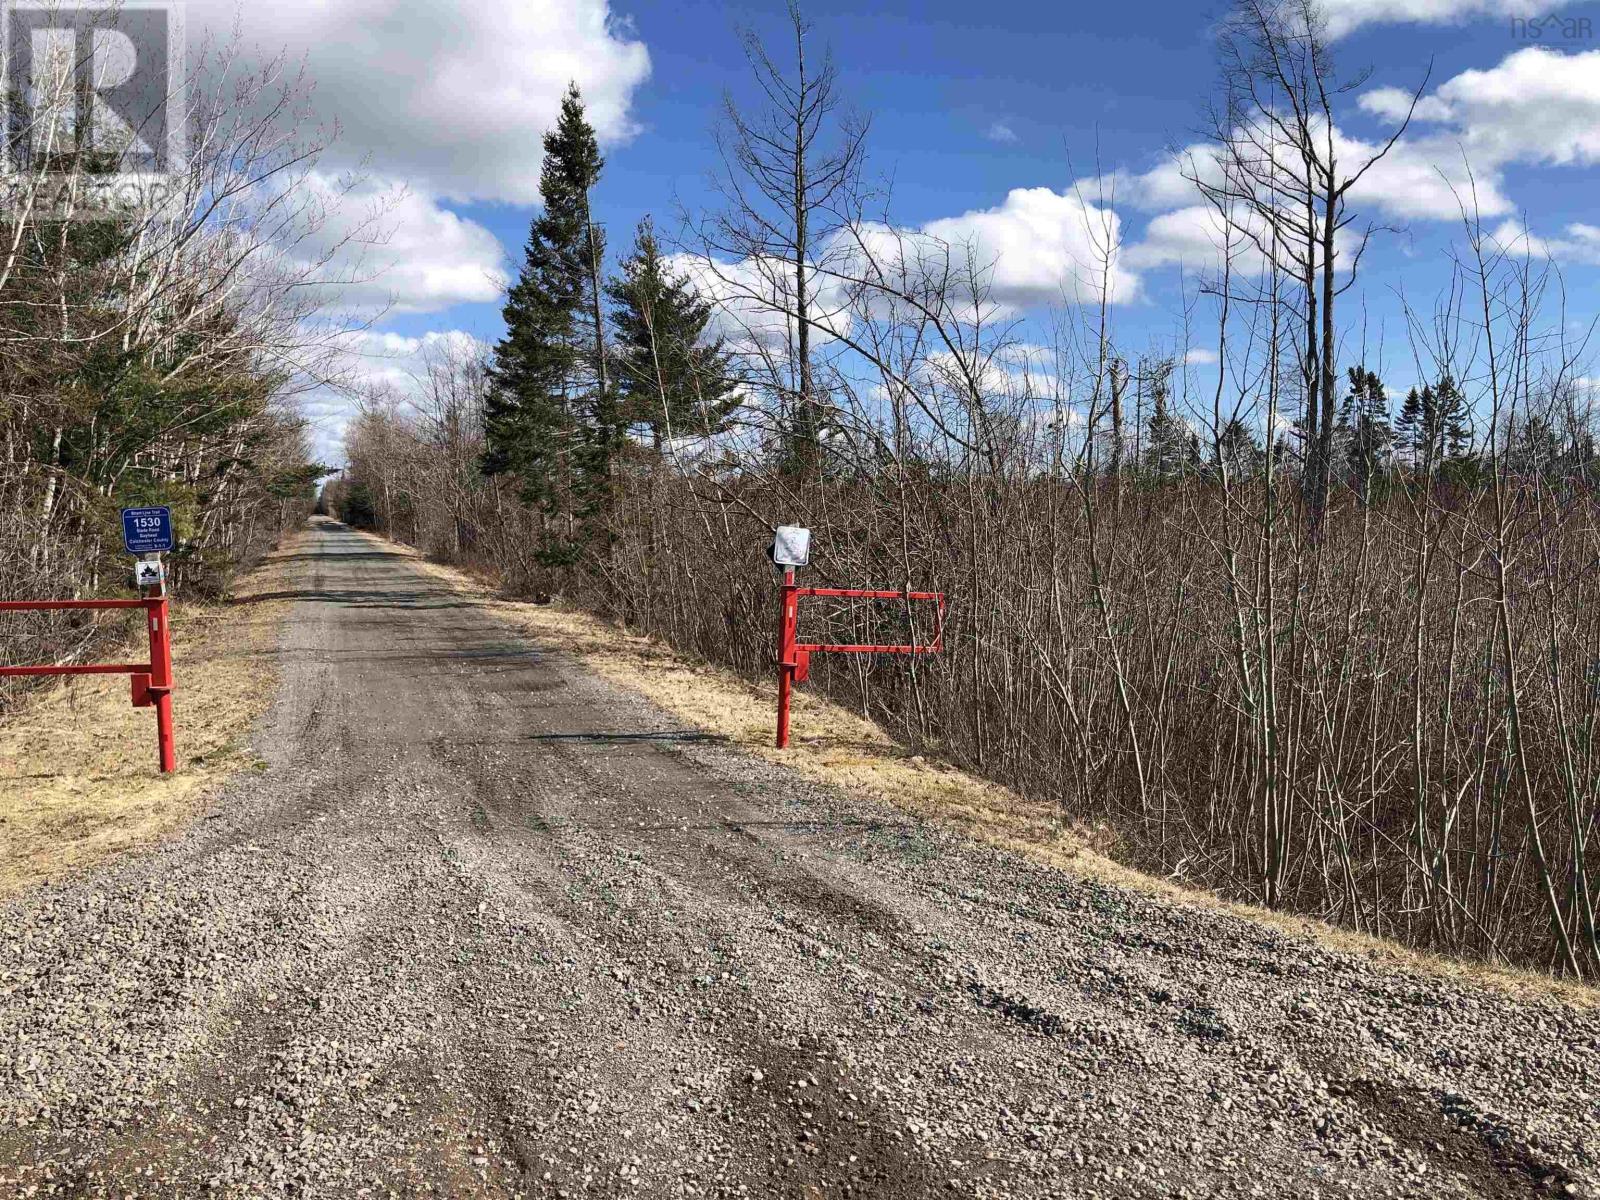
[606,218,739,449]
[1212,418,1264,480]
[1567,428,1599,485]
[484,84,608,562]
[1143,378,1199,482]
[1434,373,1473,463]
[1336,365,1392,500]
[1396,372,1472,476]
[1395,385,1426,467]
[1510,414,1564,479]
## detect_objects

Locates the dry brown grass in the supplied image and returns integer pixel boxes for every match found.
[0,536,301,897]
[394,538,1600,1010]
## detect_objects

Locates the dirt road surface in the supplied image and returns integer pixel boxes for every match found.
[3,518,1597,1198]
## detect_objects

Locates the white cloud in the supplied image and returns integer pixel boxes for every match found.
[1124,186,1387,282]
[921,187,1138,308]
[277,174,508,316]
[1123,200,1340,276]
[302,329,490,463]
[1106,95,1528,269]
[666,250,854,354]
[1111,124,1507,232]
[1341,47,1600,224]
[298,390,359,467]
[674,188,1137,346]
[1558,224,1600,259]
[1320,0,1576,38]
[1185,347,1220,366]
[369,191,508,313]
[1100,145,1217,213]
[1126,204,1245,271]
[1491,218,1600,265]
[188,0,650,204]
[1344,132,1510,219]
[986,122,1019,145]
[347,329,489,392]
[1488,218,1551,256]
[170,0,651,456]
[1388,47,1600,171]
[1358,87,1454,124]
[921,342,1064,399]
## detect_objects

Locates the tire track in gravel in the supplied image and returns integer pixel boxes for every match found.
[3,517,1598,1199]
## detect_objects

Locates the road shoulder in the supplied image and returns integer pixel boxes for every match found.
[0,535,303,897]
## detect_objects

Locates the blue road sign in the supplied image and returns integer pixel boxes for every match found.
[121,507,174,554]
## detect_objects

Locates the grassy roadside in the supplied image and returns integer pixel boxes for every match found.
[0,535,300,898]
[378,532,1600,1010]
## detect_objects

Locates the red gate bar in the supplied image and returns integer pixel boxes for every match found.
[791,587,947,654]
[0,662,153,676]
[775,573,945,749]
[0,596,177,773]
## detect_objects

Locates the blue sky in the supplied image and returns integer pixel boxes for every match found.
[194,0,1600,458]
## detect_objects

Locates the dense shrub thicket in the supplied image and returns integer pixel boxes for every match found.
[330,342,1600,980]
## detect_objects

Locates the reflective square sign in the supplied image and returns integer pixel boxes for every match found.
[772,526,811,567]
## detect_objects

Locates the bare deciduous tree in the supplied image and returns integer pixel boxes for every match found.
[1193,0,1424,520]
[690,0,869,474]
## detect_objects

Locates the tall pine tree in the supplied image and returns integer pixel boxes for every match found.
[1143,375,1198,482]
[484,84,609,564]
[1336,365,1392,500]
[606,218,738,450]
[1396,372,1471,477]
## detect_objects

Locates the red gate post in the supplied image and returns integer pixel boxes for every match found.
[0,593,178,774]
[773,584,946,749]
[768,524,942,750]
[146,593,176,773]
[776,568,798,749]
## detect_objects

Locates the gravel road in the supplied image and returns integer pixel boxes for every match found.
[3,517,1597,1199]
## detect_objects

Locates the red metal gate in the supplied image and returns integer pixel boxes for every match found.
[775,570,945,748]
[0,596,177,773]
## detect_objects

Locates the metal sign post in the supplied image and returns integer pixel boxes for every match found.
[770,527,946,749]
[777,566,801,749]
[136,557,176,775]
[124,510,176,773]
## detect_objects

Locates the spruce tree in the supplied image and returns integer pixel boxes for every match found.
[606,218,739,450]
[1336,365,1392,499]
[1213,418,1264,480]
[484,84,607,563]
[1433,373,1472,463]
[1511,414,1563,479]
[1396,384,1429,469]
[1143,380,1198,483]
[1396,373,1472,478]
